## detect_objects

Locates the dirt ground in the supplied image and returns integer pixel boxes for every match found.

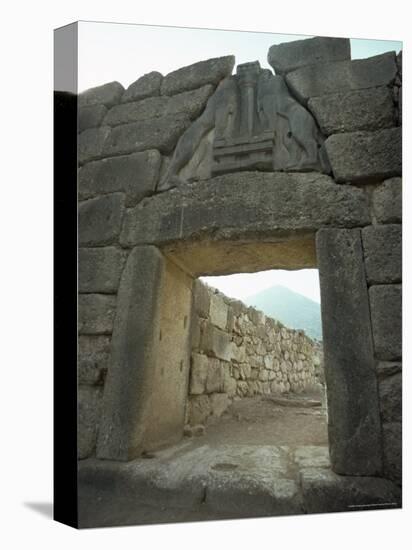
[198,388,329,448]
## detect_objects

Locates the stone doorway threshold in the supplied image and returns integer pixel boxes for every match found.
[78,393,401,528]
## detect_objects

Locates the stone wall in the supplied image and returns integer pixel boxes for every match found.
[77,36,401,483]
[187,281,319,427]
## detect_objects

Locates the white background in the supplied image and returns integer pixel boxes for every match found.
[0,1,410,548]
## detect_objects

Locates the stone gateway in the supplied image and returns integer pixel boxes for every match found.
[76,35,402,526]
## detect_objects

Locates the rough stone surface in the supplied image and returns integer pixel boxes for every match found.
[316,229,382,475]
[189,353,209,395]
[369,285,402,360]
[372,177,402,223]
[78,247,128,293]
[105,85,213,126]
[209,293,228,330]
[286,52,397,104]
[79,193,125,247]
[188,395,211,425]
[201,324,232,362]
[102,114,191,157]
[308,87,395,136]
[268,36,350,75]
[79,104,108,133]
[78,294,117,335]
[79,150,161,207]
[300,468,401,513]
[161,56,235,96]
[78,335,111,385]
[325,127,402,183]
[379,372,402,424]
[362,225,401,284]
[382,421,402,485]
[79,126,111,164]
[122,71,163,103]
[121,172,370,247]
[192,279,210,318]
[79,81,125,108]
[78,386,103,459]
[97,246,166,460]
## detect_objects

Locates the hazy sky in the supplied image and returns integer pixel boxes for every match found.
[78,22,401,304]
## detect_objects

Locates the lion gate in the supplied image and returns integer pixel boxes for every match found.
[77,36,402,520]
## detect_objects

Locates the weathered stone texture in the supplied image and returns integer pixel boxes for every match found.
[78,386,103,459]
[379,372,402,424]
[193,279,211,318]
[79,104,108,133]
[325,128,402,183]
[369,285,402,360]
[105,85,213,126]
[209,293,228,330]
[78,294,117,335]
[79,193,125,247]
[102,114,191,157]
[97,246,166,460]
[79,126,111,164]
[362,225,401,284]
[316,228,382,476]
[201,324,232,362]
[372,177,402,223]
[286,52,397,104]
[79,81,124,108]
[121,172,370,247]
[268,36,350,75]
[160,56,235,96]
[382,421,402,485]
[79,150,161,207]
[308,87,395,136]
[78,335,111,385]
[78,247,128,293]
[122,71,163,103]
[301,468,401,513]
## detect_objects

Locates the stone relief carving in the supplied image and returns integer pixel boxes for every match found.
[158,61,328,191]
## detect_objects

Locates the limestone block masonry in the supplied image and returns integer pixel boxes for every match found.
[76,36,402,492]
[187,281,320,426]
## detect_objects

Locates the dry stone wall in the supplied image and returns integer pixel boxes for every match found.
[187,281,319,427]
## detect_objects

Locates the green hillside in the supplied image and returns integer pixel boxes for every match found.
[244,285,322,341]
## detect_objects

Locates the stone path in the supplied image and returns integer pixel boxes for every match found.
[78,392,401,528]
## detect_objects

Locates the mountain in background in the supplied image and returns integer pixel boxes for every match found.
[243,285,322,341]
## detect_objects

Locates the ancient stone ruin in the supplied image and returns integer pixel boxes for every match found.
[76,35,402,525]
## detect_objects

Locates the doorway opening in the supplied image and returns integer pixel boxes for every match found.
[184,268,328,456]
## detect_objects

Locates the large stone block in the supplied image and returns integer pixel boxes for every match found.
[268,36,350,75]
[379,372,402,424]
[102,114,191,157]
[189,353,208,394]
[78,294,117,335]
[325,127,402,184]
[79,193,125,247]
[308,86,395,136]
[316,228,382,475]
[121,172,370,247]
[286,52,397,104]
[161,56,235,96]
[193,280,210,318]
[104,85,213,127]
[372,177,402,223]
[382,421,402,485]
[188,395,211,425]
[78,126,111,165]
[301,468,401,513]
[96,246,165,460]
[78,335,111,385]
[200,323,232,362]
[78,247,128,293]
[369,285,402,360]
[79,81,124,108]
[205,358,225,393]
[209,293,228,330]
[362,225,401,284]
[79,150,161,207]
[79,104,108,133]
[78,386,103,459]
[122,71,163,103]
